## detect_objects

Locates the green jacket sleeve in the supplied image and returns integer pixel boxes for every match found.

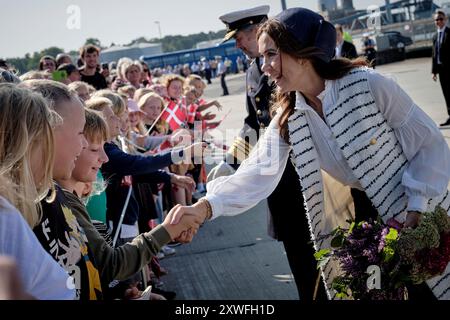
[64,191,172,284]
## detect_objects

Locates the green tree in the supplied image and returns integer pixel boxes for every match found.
[40,47,64,58]
[8,47,64,74]
[7,29,228,74]
[84,38,102,48]
[128,29,226,53]
[127,37,149,46]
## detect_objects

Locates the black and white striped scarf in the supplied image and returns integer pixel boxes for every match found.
[288,67,450,300]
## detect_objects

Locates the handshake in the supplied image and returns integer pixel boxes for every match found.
[160,200,212,243]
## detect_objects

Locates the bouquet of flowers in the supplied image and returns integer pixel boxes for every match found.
[315,206,450,300]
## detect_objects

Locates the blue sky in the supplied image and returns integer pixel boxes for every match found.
[0,0,433,58]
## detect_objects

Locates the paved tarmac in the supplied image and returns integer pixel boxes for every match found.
[159,58,450,300]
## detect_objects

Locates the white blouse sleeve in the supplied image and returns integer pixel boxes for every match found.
[205,113,291,219]
[368,71,450,212]
[0,196,75,300]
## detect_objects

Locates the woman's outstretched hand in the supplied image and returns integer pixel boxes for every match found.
[171,200,209,223]
[165,200,212,243]
[162,206,204,243]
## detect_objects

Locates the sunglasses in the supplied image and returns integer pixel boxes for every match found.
[435,18,444,21]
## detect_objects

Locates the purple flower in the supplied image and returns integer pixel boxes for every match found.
[377,227,389,252]
[362,222,371,229]
[386,217,403,231]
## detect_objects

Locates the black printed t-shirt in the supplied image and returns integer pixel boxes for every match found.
[33,185,103,300]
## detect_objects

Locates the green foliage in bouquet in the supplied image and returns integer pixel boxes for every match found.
[314,206,450,300]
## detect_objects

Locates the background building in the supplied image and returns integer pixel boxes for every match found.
[318,0,337,12]
[100,42,162,63]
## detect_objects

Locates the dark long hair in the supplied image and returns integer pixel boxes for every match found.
[257,19,369,142]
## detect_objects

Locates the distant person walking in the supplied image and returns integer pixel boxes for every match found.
[210,59,218,78]
[362,34,377,68]
[217,57,229,96]
[432,10,450,126]
[201,57,212,84]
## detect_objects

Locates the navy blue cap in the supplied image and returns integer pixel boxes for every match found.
[275,8,336,62]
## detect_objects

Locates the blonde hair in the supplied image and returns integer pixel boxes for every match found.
[122,60,143,80]
[183,85,197,96]
[161,74,185,89]
[138,92,169,134]
[87,83,96,94]
[68,81,95,97]
[185,74,205,89]
[116,57,132,79]
[137,92,165,134]
[134,88,153,102]
[117,93,129,114]
[137,92,165,110]
[19,70,47,81]
[83,108,109,144]
[20,79,77,118]
[92,89,126,116]
[0,83,60,227]
[68,81,90,94]
[117,58,143,80]
[117,84,136,97]
[151,77,161,85]
[85,97,113,112]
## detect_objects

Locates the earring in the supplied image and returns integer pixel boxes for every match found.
[45,182,57,203]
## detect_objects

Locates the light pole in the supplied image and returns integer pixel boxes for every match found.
[281,0,287,10]
[154,21,162,39]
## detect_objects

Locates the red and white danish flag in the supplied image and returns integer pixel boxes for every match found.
[187,103,198,124]
[161,100,187,131]
[155,139,172,153]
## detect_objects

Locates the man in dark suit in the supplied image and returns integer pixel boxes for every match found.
[335,24,357,59]
[432,10,450,126]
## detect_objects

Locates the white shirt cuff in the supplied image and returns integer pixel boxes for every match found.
[204,194,222,220]
[407,195,428,213]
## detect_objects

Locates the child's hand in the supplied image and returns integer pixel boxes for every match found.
[202,112,216,121]
[162,208,203,241]
[135,135,147,147]
[170,174,196,192]
[213,100,223,111]
[170,129,192,146]
[206,121,221,130]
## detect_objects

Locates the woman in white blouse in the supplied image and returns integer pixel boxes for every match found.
[170,8,450,300]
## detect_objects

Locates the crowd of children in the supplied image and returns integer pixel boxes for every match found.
[0,43,225,299]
